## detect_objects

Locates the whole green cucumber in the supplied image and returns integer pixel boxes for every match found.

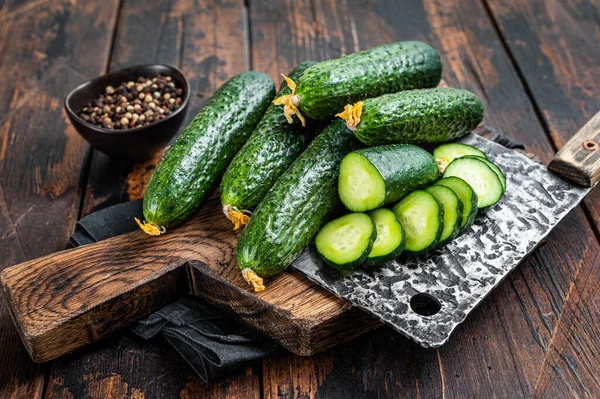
[338,144,440,212]
[136,72,275,235]
[236,119,362,291]
[275,41,442,124]
[220,62,317,230]
[338,88,484,146]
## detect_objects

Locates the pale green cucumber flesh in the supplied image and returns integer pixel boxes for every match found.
[392,191,443,254]
[434,177,478,229]
[433,143,487,171]
[425,185,462,244]
[468,156,506,192]
[338,153,386,212]
[443,158,504,208]
[366,208,405,265]
[315,213,376,270]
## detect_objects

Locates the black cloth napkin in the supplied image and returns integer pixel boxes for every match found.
[68,133,524,382]
[69,200,279,383]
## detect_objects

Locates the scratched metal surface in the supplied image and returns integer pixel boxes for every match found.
[292,133,590,348]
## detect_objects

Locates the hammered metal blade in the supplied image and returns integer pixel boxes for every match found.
[291,134,591,348]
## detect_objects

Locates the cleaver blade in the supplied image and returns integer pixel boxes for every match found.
[291,115,599,348]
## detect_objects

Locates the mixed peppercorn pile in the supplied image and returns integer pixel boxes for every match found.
[79,75,183,130]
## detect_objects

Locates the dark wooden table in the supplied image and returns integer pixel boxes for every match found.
[1,0,598,397]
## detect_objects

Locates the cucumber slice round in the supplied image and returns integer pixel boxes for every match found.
[433,143,487,171]
[338,153,386,212]
[315,213,376,271]
[392,191,443,254]
[434,177,478,229]
[443,157,504,208]
[366,208,406,265]
[466,156,506,192]
[425,185,462,245]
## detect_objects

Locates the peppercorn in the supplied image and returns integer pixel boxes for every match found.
[78,74,183,130]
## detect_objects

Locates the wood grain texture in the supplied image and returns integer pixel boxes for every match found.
[44,1,265,398]
[485,0,600,230]
[1,246,188,362]
[0,0,119,397]
[549,111,600,187]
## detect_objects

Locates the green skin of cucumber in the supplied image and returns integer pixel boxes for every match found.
[317,214,377,272]
[295,41,442,120]
[142,72,275,229]
[365,209,406,266]
[220,62,317,213]
[352,144,440,208]
[425,185,463,246]
[434,177,478,230]
[237,119,362,278]
[353,88,484,146]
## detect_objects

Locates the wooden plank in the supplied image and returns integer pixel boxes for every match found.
[484,0,600,395]
[531,251,600,398]
[0,0,119,397]
[484,0,600,229]
[250,0,599,397]
[43,1,263,398]
[44,333,262,399]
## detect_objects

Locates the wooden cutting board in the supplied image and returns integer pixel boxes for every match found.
[0,192,380,363]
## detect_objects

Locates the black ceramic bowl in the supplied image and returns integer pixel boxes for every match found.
[65,64,190,161]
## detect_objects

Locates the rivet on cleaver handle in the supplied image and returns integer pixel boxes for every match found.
[548,111,600,187]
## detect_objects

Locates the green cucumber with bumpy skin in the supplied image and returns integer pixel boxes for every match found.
[275,41,442,124]
[136,72,275,235]
[236,119,362,291]
[220,62,317,229]
[338,144,439,212]
[316,213,376,271]
[338,88,484,146]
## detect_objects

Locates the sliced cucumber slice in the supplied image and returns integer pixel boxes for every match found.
[392,191,443,254]
[468,156,506,192]
[443,157,504,208]
[425,185,462,245]
[435,177,478,229]
[434,143,487,171]
[315,213,376,271]
[366,208,406,265]
[338,153,386,212]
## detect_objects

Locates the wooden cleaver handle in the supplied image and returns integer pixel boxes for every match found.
[548,111,600,187]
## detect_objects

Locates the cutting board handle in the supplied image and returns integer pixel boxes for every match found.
[0,231,190,362]
[548,111,600,187]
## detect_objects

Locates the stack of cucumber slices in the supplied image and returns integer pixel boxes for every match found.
[316,143,506,271]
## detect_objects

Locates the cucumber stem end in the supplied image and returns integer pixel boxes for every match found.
[134,218,166,236]
[223,205,251,230]
[241,268,265,292]
[272,75,306,126]
[336,101,364,130]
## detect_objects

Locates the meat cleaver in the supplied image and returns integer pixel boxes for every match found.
[294,112,600,347]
